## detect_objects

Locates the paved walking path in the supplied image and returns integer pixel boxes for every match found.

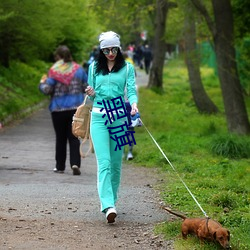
[0,70,172,249]
[135,68,149,88]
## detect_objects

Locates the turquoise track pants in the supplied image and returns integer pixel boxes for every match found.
[90,111,127,212]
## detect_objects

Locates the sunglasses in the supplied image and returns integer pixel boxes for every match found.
[102,47,119,55]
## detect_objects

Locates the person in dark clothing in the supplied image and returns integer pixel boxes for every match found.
[88,46,99,66]
[134,45,144,69]
[143,44,152,74]
[39,45,88,175]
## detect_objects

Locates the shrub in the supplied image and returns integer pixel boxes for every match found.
[210,191,237,209]
[210,135,250,159]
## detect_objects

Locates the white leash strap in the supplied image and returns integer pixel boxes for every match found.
[139,118,209,218]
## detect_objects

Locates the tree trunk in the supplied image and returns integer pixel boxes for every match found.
[148,0,169,89]
[191,0,250,134]
[184,4,218,114]
[212,0,250,134]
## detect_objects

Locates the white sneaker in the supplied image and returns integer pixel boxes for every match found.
[105,207,117,223]
[127,151,133,160]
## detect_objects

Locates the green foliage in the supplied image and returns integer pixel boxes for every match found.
[0,0,100,66]
[92,0,156,45]
[236,37,250,95]
[132,58,250,249]
[165,2,184,44]
[165,0,213,45]
[232,0,250,39]
[0,60,49,122]
[210,191,238,209]
[210,134,250,159]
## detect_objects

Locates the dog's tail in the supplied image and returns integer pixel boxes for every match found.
[162,206,187,220]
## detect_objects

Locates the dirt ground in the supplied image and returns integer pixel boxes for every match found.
[0,72,174,249]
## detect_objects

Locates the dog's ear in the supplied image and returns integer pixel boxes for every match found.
[227,230,230,240]
[213,231,217,240]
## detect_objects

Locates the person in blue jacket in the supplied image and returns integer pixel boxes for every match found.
[85,31,138,223]
[39,45,88,175]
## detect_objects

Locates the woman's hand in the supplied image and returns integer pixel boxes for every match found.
[85,86,95,97]
[40,74,47,83]
[131,103,138,116]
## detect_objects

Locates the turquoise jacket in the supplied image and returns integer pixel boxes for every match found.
[87,62,138,109]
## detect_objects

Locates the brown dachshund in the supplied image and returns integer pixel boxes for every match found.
[162,207,231,249]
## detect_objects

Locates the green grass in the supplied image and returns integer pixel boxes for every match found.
[131,59,250,250]
[0,60,50,123]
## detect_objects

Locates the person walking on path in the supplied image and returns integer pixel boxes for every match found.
[39,45,88,176]
[143,44,153,75]
[85,31,138,223]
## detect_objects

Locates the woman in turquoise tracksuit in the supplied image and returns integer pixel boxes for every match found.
[86,31,138,223]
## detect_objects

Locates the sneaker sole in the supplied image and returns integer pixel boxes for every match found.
[107,212,117,223]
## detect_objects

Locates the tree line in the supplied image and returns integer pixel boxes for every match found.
[0,0,99,67]
[0,0,249,135]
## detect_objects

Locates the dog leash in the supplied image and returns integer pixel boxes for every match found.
[139,118,209,218]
